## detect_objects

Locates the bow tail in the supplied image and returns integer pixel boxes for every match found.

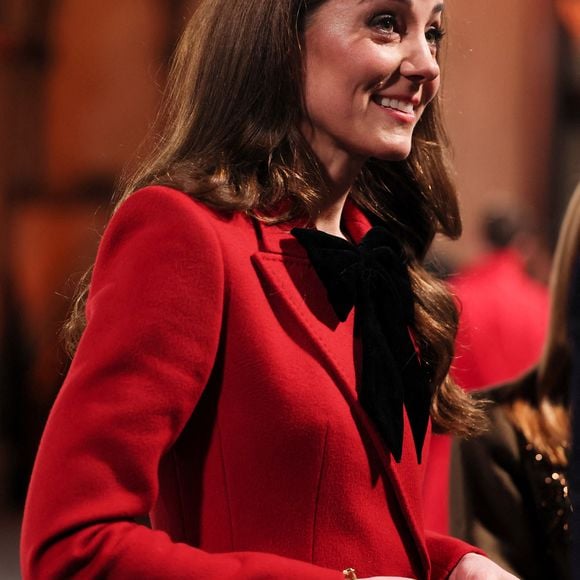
[383,324,431,464]
[376,292,431,464]
[401,352,431,463]
[357,305,406,462]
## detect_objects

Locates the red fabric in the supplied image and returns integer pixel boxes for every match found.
[423,250,549,535]
[450,249,549,391]
[21,186,480,579]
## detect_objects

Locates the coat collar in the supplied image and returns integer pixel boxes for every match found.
[251,199,430,575]
[254,199,373,255]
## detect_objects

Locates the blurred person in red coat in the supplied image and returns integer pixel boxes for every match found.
[423,211,550,535]
[451,212,550,389]
[20,1,516,579]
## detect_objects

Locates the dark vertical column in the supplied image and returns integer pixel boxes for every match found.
[550,29,580,245]
[0,0,55,508]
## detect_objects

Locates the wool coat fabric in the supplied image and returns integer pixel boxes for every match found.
[21,186,480,579]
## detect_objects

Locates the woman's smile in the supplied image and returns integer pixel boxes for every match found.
[371,94,419,123]
[301,0,444,175]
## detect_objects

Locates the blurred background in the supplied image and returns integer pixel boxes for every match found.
[0,0,578,576]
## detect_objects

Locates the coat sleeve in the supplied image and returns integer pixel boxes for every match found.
[448,407,537,578]
[20,186,344,580]
[423,531,485,580]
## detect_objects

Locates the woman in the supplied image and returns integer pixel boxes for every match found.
[450,185,580,579]
[21,1,514,578]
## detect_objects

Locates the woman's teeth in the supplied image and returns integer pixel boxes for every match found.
[377,97,414,114]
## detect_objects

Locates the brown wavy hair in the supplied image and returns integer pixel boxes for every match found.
[504,184,580,464]
[63,0,487,436]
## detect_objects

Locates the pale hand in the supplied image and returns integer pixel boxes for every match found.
[449,553,520,579]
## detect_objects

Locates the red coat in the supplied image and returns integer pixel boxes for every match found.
[21,186,479,579]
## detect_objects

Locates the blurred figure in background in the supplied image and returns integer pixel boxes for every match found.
[449,184,580,580]
[451,210,550,390]
[423,207,550,534]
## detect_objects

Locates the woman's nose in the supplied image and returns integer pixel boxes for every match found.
[399,37,440,83]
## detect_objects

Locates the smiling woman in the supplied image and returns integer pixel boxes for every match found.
[21,1,515,579]
[300,0,445,236]
[301,0,443,165]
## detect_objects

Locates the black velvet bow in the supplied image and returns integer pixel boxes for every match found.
[291,226,431,463]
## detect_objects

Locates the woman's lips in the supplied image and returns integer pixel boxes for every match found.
[372,95,417,121]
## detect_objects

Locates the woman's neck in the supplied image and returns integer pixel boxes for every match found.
[310,148,363,240]
[313,193,350,239]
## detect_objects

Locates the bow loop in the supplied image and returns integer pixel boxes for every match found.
[291,225,431,463]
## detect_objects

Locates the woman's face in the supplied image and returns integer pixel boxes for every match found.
[301,0,444,169]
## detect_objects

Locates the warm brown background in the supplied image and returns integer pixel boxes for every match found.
[0,0,579,575]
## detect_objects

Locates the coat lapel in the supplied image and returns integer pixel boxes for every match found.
[251,203,430,577]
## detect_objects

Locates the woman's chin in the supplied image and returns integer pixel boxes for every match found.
[371,148,412,162]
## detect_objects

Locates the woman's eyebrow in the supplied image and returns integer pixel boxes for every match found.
[359,0,445,14]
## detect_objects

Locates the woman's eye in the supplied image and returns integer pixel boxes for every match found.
[425,26,445,47]
[370,13,398,35]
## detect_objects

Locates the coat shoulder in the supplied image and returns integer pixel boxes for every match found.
[467,369,539,452]
[118,185,245,233]
[464,403,519,462]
